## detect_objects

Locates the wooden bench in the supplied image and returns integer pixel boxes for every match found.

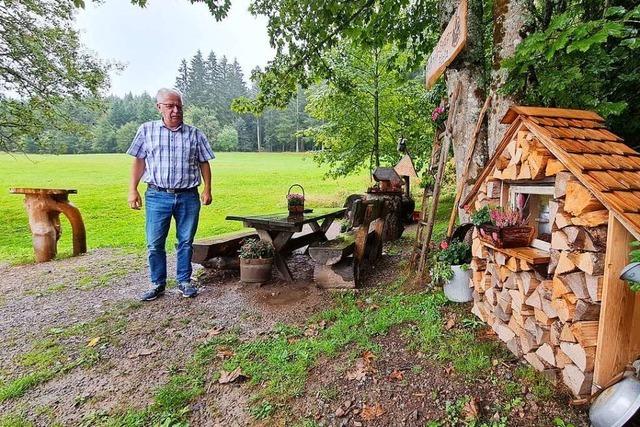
[192,231,258,268]
[309,199,385,288]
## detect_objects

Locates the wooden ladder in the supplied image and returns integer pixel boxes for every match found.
[410,82,462,278]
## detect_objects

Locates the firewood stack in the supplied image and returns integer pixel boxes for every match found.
[469,132,609,398]
[491,131,566,183]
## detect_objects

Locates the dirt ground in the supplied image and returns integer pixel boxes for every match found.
[0,234,590,426]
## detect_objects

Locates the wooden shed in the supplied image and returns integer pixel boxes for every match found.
[461,106,640,399]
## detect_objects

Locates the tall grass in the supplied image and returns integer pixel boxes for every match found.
[0,153,371,263]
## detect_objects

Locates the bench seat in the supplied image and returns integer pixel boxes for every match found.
[192,230,258,265]
[308,231,356,266]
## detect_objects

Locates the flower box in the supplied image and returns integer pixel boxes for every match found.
[477,224,535,249]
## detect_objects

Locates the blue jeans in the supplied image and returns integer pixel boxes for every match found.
[145,187,200,285]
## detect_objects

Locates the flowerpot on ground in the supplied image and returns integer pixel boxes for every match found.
[240,257,273,283]
[238,238,275,283]
[443,265,473,303]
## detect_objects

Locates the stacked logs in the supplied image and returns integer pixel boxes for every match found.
[470,139,608,398]
[491,131,567,182]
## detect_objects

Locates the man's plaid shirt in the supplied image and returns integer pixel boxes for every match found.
[126,120,215,189]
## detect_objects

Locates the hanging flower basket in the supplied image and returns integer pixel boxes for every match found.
[287,184,305,215]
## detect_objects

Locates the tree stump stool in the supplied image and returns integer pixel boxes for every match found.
[10,188,87,262]
[364,191,404,241]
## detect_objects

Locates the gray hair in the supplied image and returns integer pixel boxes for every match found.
[156,88,184,104]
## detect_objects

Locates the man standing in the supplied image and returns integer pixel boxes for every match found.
[127,88,214,301]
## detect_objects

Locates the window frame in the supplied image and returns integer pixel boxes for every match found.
[507,184,554,252]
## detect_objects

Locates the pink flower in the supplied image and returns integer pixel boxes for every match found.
[431,106,446,122]
[440,241,449,250]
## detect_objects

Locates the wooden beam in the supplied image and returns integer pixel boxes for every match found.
[593,213,640,392]
[448,95,492,237]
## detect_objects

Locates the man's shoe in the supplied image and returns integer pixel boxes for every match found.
[178,282,197,298]
[140,285,165,301]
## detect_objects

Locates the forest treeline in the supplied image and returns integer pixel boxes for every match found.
[22,50,316,154]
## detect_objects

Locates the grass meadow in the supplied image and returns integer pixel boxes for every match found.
[0,153,372,264]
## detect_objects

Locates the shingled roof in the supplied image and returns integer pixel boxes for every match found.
[462,106,640,238]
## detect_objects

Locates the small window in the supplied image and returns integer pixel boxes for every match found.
[509,185,554,252]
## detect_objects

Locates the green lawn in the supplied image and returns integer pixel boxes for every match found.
[0,153,370,263]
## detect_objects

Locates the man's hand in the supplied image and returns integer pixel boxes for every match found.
[201,189,212,205]
[128,189,142,209]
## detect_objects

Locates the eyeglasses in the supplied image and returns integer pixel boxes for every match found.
[159,103,183,111]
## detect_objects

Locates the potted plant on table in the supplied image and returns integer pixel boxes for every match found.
[430,239,473,302]
[473,205,534,249]
[239,239,274,283]
[287,184,305,215]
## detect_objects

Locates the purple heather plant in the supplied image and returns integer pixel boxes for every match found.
[489,207,526,228]
[287,193,304,206]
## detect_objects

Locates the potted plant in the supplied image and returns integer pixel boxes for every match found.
[470,204,491,227]
[239,239,274,283]
[287,184,305,215]
[430,239,473,302]
[475,206,534,248]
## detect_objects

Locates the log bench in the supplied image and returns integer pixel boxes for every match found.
[192,231,258,269]
[309,200,385,288]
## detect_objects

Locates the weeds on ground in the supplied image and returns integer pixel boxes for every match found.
[435,328,504,379]
[91,278,447,424]
[515,365,554,400]
[23,283,67,297]
[0,301,142,403]
[425,395,509,427]
[0,412,35,427]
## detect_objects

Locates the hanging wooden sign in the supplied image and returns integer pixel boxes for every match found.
[425,0,468,88]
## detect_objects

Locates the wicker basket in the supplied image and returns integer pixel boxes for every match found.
[287,184,305,215]
[477,224,535,248]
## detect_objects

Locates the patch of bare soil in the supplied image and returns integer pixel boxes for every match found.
[295,326,588,427]
[0,233,590,427]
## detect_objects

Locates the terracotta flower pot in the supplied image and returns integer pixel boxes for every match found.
[240,257,273,283]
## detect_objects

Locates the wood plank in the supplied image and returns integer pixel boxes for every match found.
[308,233,356,265]
[481,242,550,265]
[192,231,259,264]
[593,213,640,391]
[502,106,603,122]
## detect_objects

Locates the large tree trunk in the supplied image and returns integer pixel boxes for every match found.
[442,0,488,220]
[486,0,527,155]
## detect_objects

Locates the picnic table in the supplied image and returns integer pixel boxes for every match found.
[226,208,346,281]
[10,188,86,262]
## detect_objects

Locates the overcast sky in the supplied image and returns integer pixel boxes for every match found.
[75,0,275,96]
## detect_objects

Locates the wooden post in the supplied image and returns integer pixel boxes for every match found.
[446,95,492,237]
[593,213,640,392]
